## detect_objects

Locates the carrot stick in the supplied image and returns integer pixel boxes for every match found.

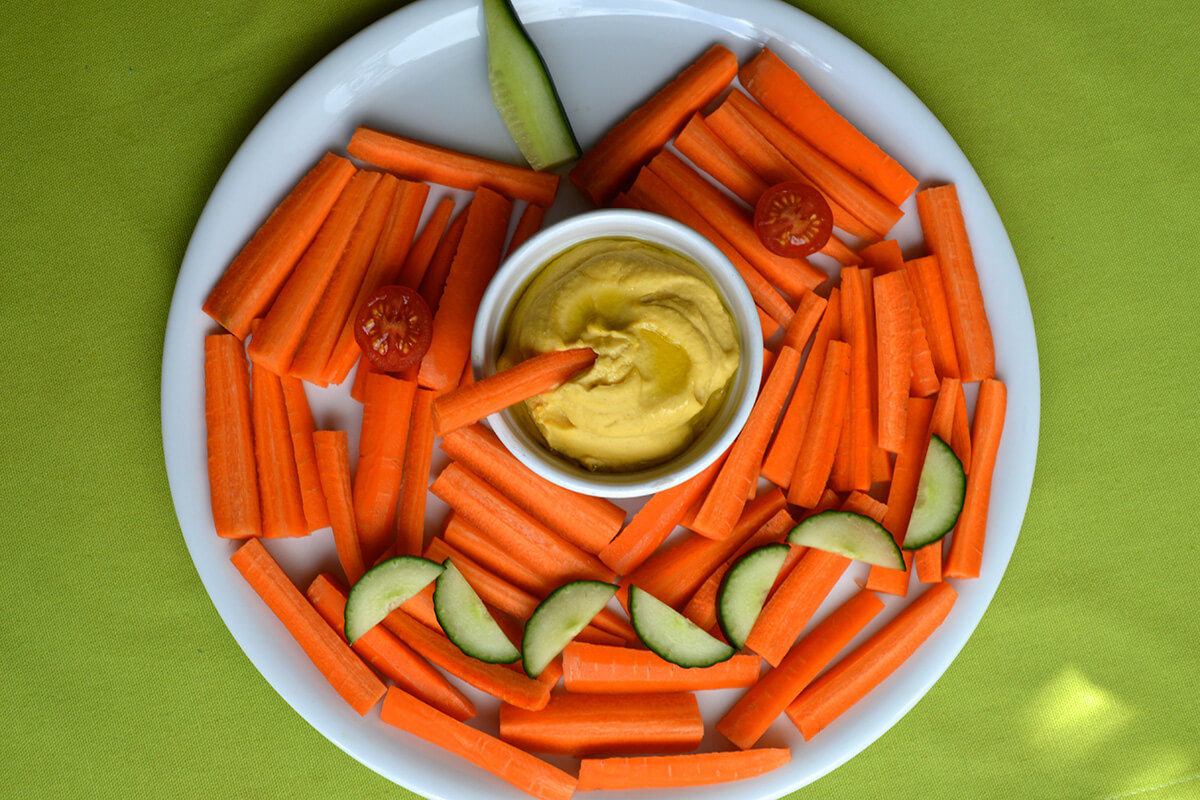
[505,202,548,257]
[719,91,903,239]
[843,267,875,489]
[246,170,381,374]
[230,540,384,714]
[561,641,759,694]
[203,153,356,339]
[787,582,957,739]
[953,378,973,473]
[943,379,1006,578]
[289,174,401,385]
[865,248,938,397]
[429,463,616,586]
[440,423,626,555]
[394,196,455,290]
[692,346,803,540]
[380,688,575,800]
[739,48,918,206]
[859,267,892,483]
[418,201,470,314]
[625,165,794,327]
[348,126,558,206]
[866,396,935,596]
[858,239,903,274]
[204,335,260,539]
[717,587,884,749]
[648,150,827,298]
[250,360,308,538]
[569,43,738,206]
[914,379,960,583]
[916,185,994,382]
[353,372,416,562]
[599,450,727,576]
[780,291,828,353]
[442,513,555,597]
[418,188,512,390]
[317,179,431,385]
[279,376,329,531]
[499,693,703,756]
[674,112,768,206]
[306,573,475,720]
[578,749,790,791]
[704,102,879,243]
[432,347,596,436]
[761,288,840,488]
[311,431,367,584]
[906,255,961,380]
[874,269,914,453]
[786,339,852,508]
[393,387,436,557]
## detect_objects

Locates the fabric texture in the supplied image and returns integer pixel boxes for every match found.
[1,0,1197,798]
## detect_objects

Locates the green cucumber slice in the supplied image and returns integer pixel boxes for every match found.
[344,556,445,644]
[717,544,791,650]
[482,0,580,170]
[522,580,617,677]
[433,559,520,664]
[903,434,967,549]
[786,510,905,569]
[629,586,736,668]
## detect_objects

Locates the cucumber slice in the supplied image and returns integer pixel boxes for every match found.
[717,544,791,650]
[786,510,905,569]
[903,434,967,549]
[343,556,444,644]
[482,0,580,170]
[629,586,736,668]
[434,559,520,664]
[522,580,617,677]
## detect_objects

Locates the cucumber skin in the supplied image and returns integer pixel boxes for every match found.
[786,511,905,570]
[902,435,967,550]
[522,580,617,678]
[716,543,791,650]
[629,586,736,669]
[343,556,445,644]
[433,560,520,664]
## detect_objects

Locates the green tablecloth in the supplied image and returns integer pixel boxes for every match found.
[3,0,1198,797]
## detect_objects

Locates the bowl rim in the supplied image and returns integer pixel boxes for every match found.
[471,208,763,498]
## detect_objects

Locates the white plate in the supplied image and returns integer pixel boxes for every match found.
[161,1,1039,798]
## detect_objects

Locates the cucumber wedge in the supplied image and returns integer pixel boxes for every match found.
[482,0,580,170]
[786,510,905,569]
[629,586,736,668]
[522,580,617,677]
[717,544,791,650]
[344,556,444,644]
[903,434,967,549]
[434,559,520,664]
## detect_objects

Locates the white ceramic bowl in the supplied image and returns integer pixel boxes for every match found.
[471,209,762,498]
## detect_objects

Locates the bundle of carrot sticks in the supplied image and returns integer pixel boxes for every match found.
[201,41,1007,800]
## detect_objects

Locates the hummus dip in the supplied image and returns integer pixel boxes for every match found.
[498,237,740,472]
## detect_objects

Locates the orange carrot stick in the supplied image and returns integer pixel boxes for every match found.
[780,292,828,353]
[393,387,436,557]
[859,267,892,483]
[943,379,1006,578]
[787,582,957,739]
[692,346,803,540]
[230,540,384,714]
[562,641,760,693]
[306,573,475,720]
[440,423,626,555]
[246,170,380,374]
[858,239,903,274]
[739,48,918,206]
[380,688,575,800]
[916,185,994,382]
[786,339,852,508]
[569,44,738,206]
[442,513,555,597]
[906,255,961,380]
[204,335,260,539]
[203,153,356,339]
[717,587,884,749]
[312,430,367,585]
[394,196,455,290]
[348,126,559,206]
[499,693,703,756]
[418,188,512,390]
[761,288,841,488]
[675,112,768,206]
[578,749,790,791]
[843,267,875,489]
[353,373,416,562]
[432,347,596,436]
[874,269,914,453]
[953,378,973,473]
[251,360,308,538]
[505,202,548,258]
[417,201,470,314]
[279,376,329,531]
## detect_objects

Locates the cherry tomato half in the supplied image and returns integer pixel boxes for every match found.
[753,181,833,258]
[353,285,433,373]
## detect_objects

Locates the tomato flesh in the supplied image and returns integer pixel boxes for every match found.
[353,285,433,373]
[753,182,833,258]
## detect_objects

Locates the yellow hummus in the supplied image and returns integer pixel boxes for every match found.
[498,237,740,472]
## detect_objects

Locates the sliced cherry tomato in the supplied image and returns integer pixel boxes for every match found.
[753,181,833,258]
[353,285,433,373]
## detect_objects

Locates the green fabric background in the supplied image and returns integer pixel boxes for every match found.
[2,0,1198,798]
